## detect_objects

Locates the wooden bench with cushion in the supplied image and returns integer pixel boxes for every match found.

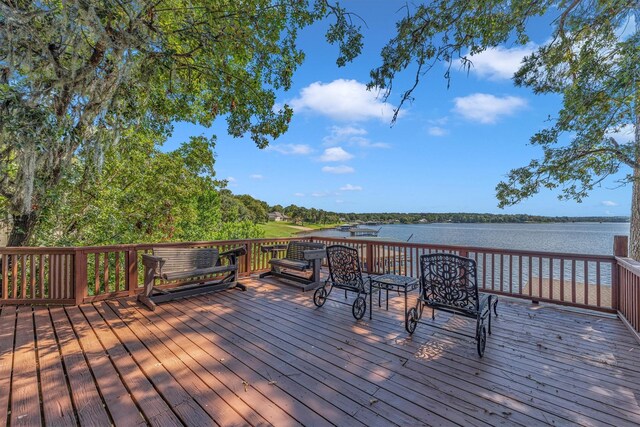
[259,241,325,291]
[138,246,246,311]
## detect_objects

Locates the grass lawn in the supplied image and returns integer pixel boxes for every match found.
[259,222,337,238]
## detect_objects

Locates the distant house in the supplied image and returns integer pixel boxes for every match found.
[268,211,290,222]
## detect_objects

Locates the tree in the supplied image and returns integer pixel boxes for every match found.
[235,194,269,222]
[33,132,265,246]
[370,1,639,258]
[0,0,361,246]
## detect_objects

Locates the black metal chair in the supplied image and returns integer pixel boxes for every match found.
[313,245,369,320]
[406,253,498,356]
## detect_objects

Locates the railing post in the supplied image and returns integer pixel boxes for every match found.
[74,249,87,305]
[126,246,138,296]
[613,235,629,311]
[244,240,252,276]
[1,254,7,300]
[366,242,373,274]
[614,235,629,257]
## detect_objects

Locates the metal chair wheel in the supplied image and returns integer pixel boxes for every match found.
[476,325,487,357]
[352,296,366,320]
[406,307,419,334]
[313,287,328,307]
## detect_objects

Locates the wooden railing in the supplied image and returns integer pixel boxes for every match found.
[0,248,76,305]
[310,237,618,313]
[615,256,640,339]
[0,238,311,305]
[0,235,636,325]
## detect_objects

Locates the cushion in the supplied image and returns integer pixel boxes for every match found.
[269,258,309,271]
[161,264,236,281]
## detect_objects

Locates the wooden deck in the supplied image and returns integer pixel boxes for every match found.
[2,276,640,426]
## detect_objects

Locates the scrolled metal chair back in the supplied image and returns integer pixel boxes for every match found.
[420,253,479,312]
[326,245,365,291]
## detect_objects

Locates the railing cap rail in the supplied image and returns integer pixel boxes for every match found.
[615,256,640,272]
[1,236,616,261]
[0,237,310,254]
[309,236,617,261]
[0,247,77,254]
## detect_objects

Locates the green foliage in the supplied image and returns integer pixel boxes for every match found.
[234,194,270,222]
[370,1,638,199]
[0,0,362,245]
[497,3,639,206]
[279,204,341,224]
[33,133,267,246]
[215,220,265,241]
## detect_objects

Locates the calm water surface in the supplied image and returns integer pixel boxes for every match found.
[307,222,630,255]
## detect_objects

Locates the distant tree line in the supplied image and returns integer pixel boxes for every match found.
[268,206,628,225]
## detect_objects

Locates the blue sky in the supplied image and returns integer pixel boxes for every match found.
[165,1,634,217]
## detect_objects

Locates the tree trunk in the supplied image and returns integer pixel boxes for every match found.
[7,212,38,247]
[630,119,640,260]
[630,173,640,259]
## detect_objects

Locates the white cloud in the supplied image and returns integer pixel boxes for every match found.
[290,79,398,122]
[428,126,448,136]
[339,184,362,191]
[226,176,236,182]
[323,126,367,145]
[602,201,618,207]
[453,93,528,124]
[350,137,390,149]
[311,191,328,197]
[294,192,305,197]
[319,147,354,162]
[323,125,389,148]
[250,174,264,180]
[460,44,537,80]
[322,165,355,174]
[430,117,449,126]
[606,124,635,144]
[335,199,344,204]
[268,144,313,155]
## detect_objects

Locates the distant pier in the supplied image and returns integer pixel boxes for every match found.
[348,227,380,237]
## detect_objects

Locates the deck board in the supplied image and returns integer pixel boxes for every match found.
[106,299,255,427]
[65,306,144,426]
[49,307,111,426]
[94,301,215,426]
[148,299,327,427]
[115,298,270,427]
[78,304,182,427]
[0,306,17,425]
[199,293,494,426]
[2,276,640,426]
[215,291,559,426]
[33,308,75,427]
[11,307,41,426]
[217,284,574,426]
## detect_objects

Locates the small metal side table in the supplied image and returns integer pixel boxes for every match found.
[369,274,419,324]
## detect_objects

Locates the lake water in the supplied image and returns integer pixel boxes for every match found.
[305,222,630,256]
